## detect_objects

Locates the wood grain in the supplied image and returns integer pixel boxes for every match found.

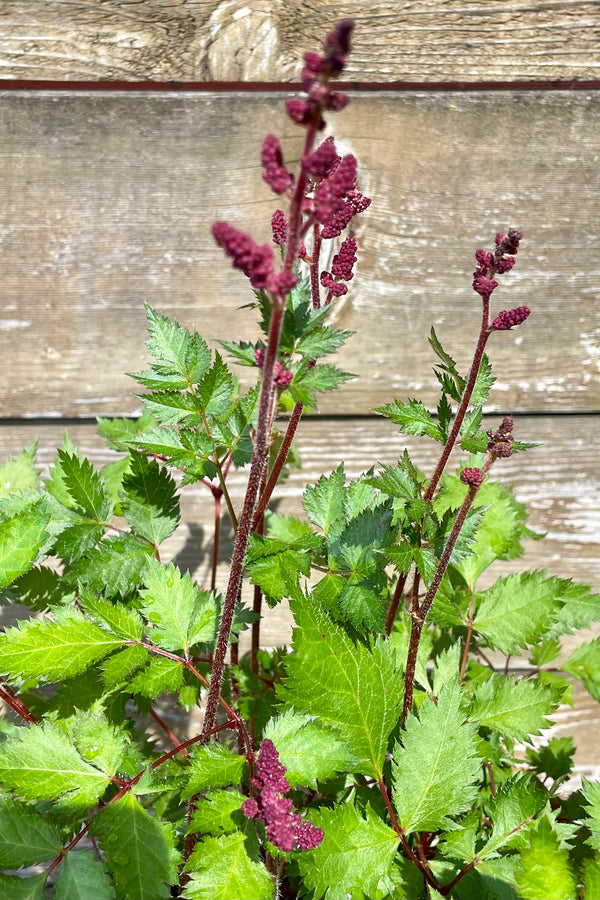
[1,90,599,418]
[0,1,598,83]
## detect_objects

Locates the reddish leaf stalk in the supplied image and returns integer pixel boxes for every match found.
[376,776,439,892]
[459,594,475,683]
[401,478,485,728]
[200,304,285,741]
[423,296,490,504]
[0,681,39,725]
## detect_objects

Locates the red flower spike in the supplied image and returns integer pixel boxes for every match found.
[242,739,325,853]
[472,274,499,298]
[261,135,294,195]
[460,467,483,487]
[491,306,531,330]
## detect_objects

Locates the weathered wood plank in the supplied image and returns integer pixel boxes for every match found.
[0,1,598,83]
[1,90,599,417]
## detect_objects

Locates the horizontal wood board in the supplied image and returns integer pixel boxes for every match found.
[0,0,599,83]
[2,413,600,769]
[2,90,599,418]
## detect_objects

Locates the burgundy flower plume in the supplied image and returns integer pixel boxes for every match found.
[242,739,324,853]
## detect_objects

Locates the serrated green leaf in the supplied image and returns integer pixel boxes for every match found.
[13,564,75,609]
[473,571,564,655]
[137,390,199,424]
[195,352,235,416]
[129,656,184,698]
[183,833,274,900]
[0,873,46,900]
[71,708,130,777]
[0,609,125,684]
[78,586,144,640]
[245,535,311,605]
[102,644,150,687]
[263,710,359,788]
[482,776,546,857]
[296,804,398,900]
[188,789,246,836]
[91,792,179,900]
[57,450,111,521]
[182,744,246,798]
[526,737,575,781]
[140,558,216,652]
[392,681,480,835]
[515,816,577,900]
[0,721,110,803]
[55,850,115,900]
[302,463,346,540]
[219,339,261,367]
[582,778,600,851]
[0,799,62,866]
[97,411,157,451]
[295,325,352,359]
[563,637,600,701]
[472,673,559,741]
[0,504,50,588]
[137,303,211,387]
[289,362,354,407]
[120,452,180,545]
[549,580,600,635]
[0,442,39,500]
[582,855,600,900]
[278,595,403,778]
[470,354,495,406]
[376,397,444,442]
[69,534,153,600]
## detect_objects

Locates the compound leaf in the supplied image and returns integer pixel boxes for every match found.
[140,558,216,652]
[183,833,274,900]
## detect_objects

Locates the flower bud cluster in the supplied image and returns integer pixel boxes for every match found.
[241,739,324,853]
[254,348,293,388]
[487,415,514,458]
[472,229,523,300]
[460,467,484,487]
[320,235,357,296]
[212,222,297,297]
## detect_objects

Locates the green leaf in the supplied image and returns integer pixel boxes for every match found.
[470,353,495,406]
[0,721,110,803]
[12,564,75,610]
[392,681,480,835]
[120,452,180,544]
[71,708,130,777]
[57,450,111,521]
[295,325,352,359]
[473,571,564,655]
[188,789,246,836]
[471,673,559,741]
[140,558,216,652]
[550,580,600,635]
[263,710,359,788]
[582,855,600,900]
[0,442,39,500]
[0,799,62,866]
[183,833,274,900]
[102,644,149,688]
[129,656,184,698]
[0,873,46,900]
[0,504,50,588]
[526,737,575,781]
[0,609,125,684]
[289,362,354,407]
[376,397,444,442]
[515,816,577,900]
[55,850,115,900]
[582,778,600,851]
[91,793,179,900]
[278,595,403,778]
[563,637,600,701]
[302,463,346,540]
[245,535,311,605]
[182,744,246,798]
[482,776,547,857]
[195,352,235,416]
[296,804,398,900]
[78,586,144,640]
[97,411,157,451]
[219,339,261,367]
[134,303,211,388]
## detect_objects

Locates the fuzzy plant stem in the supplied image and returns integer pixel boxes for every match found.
[200,304,285,740]
[401,477,484,728]
[423,296,491,504]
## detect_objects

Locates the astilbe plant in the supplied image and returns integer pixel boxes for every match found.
[2,19,600,900]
